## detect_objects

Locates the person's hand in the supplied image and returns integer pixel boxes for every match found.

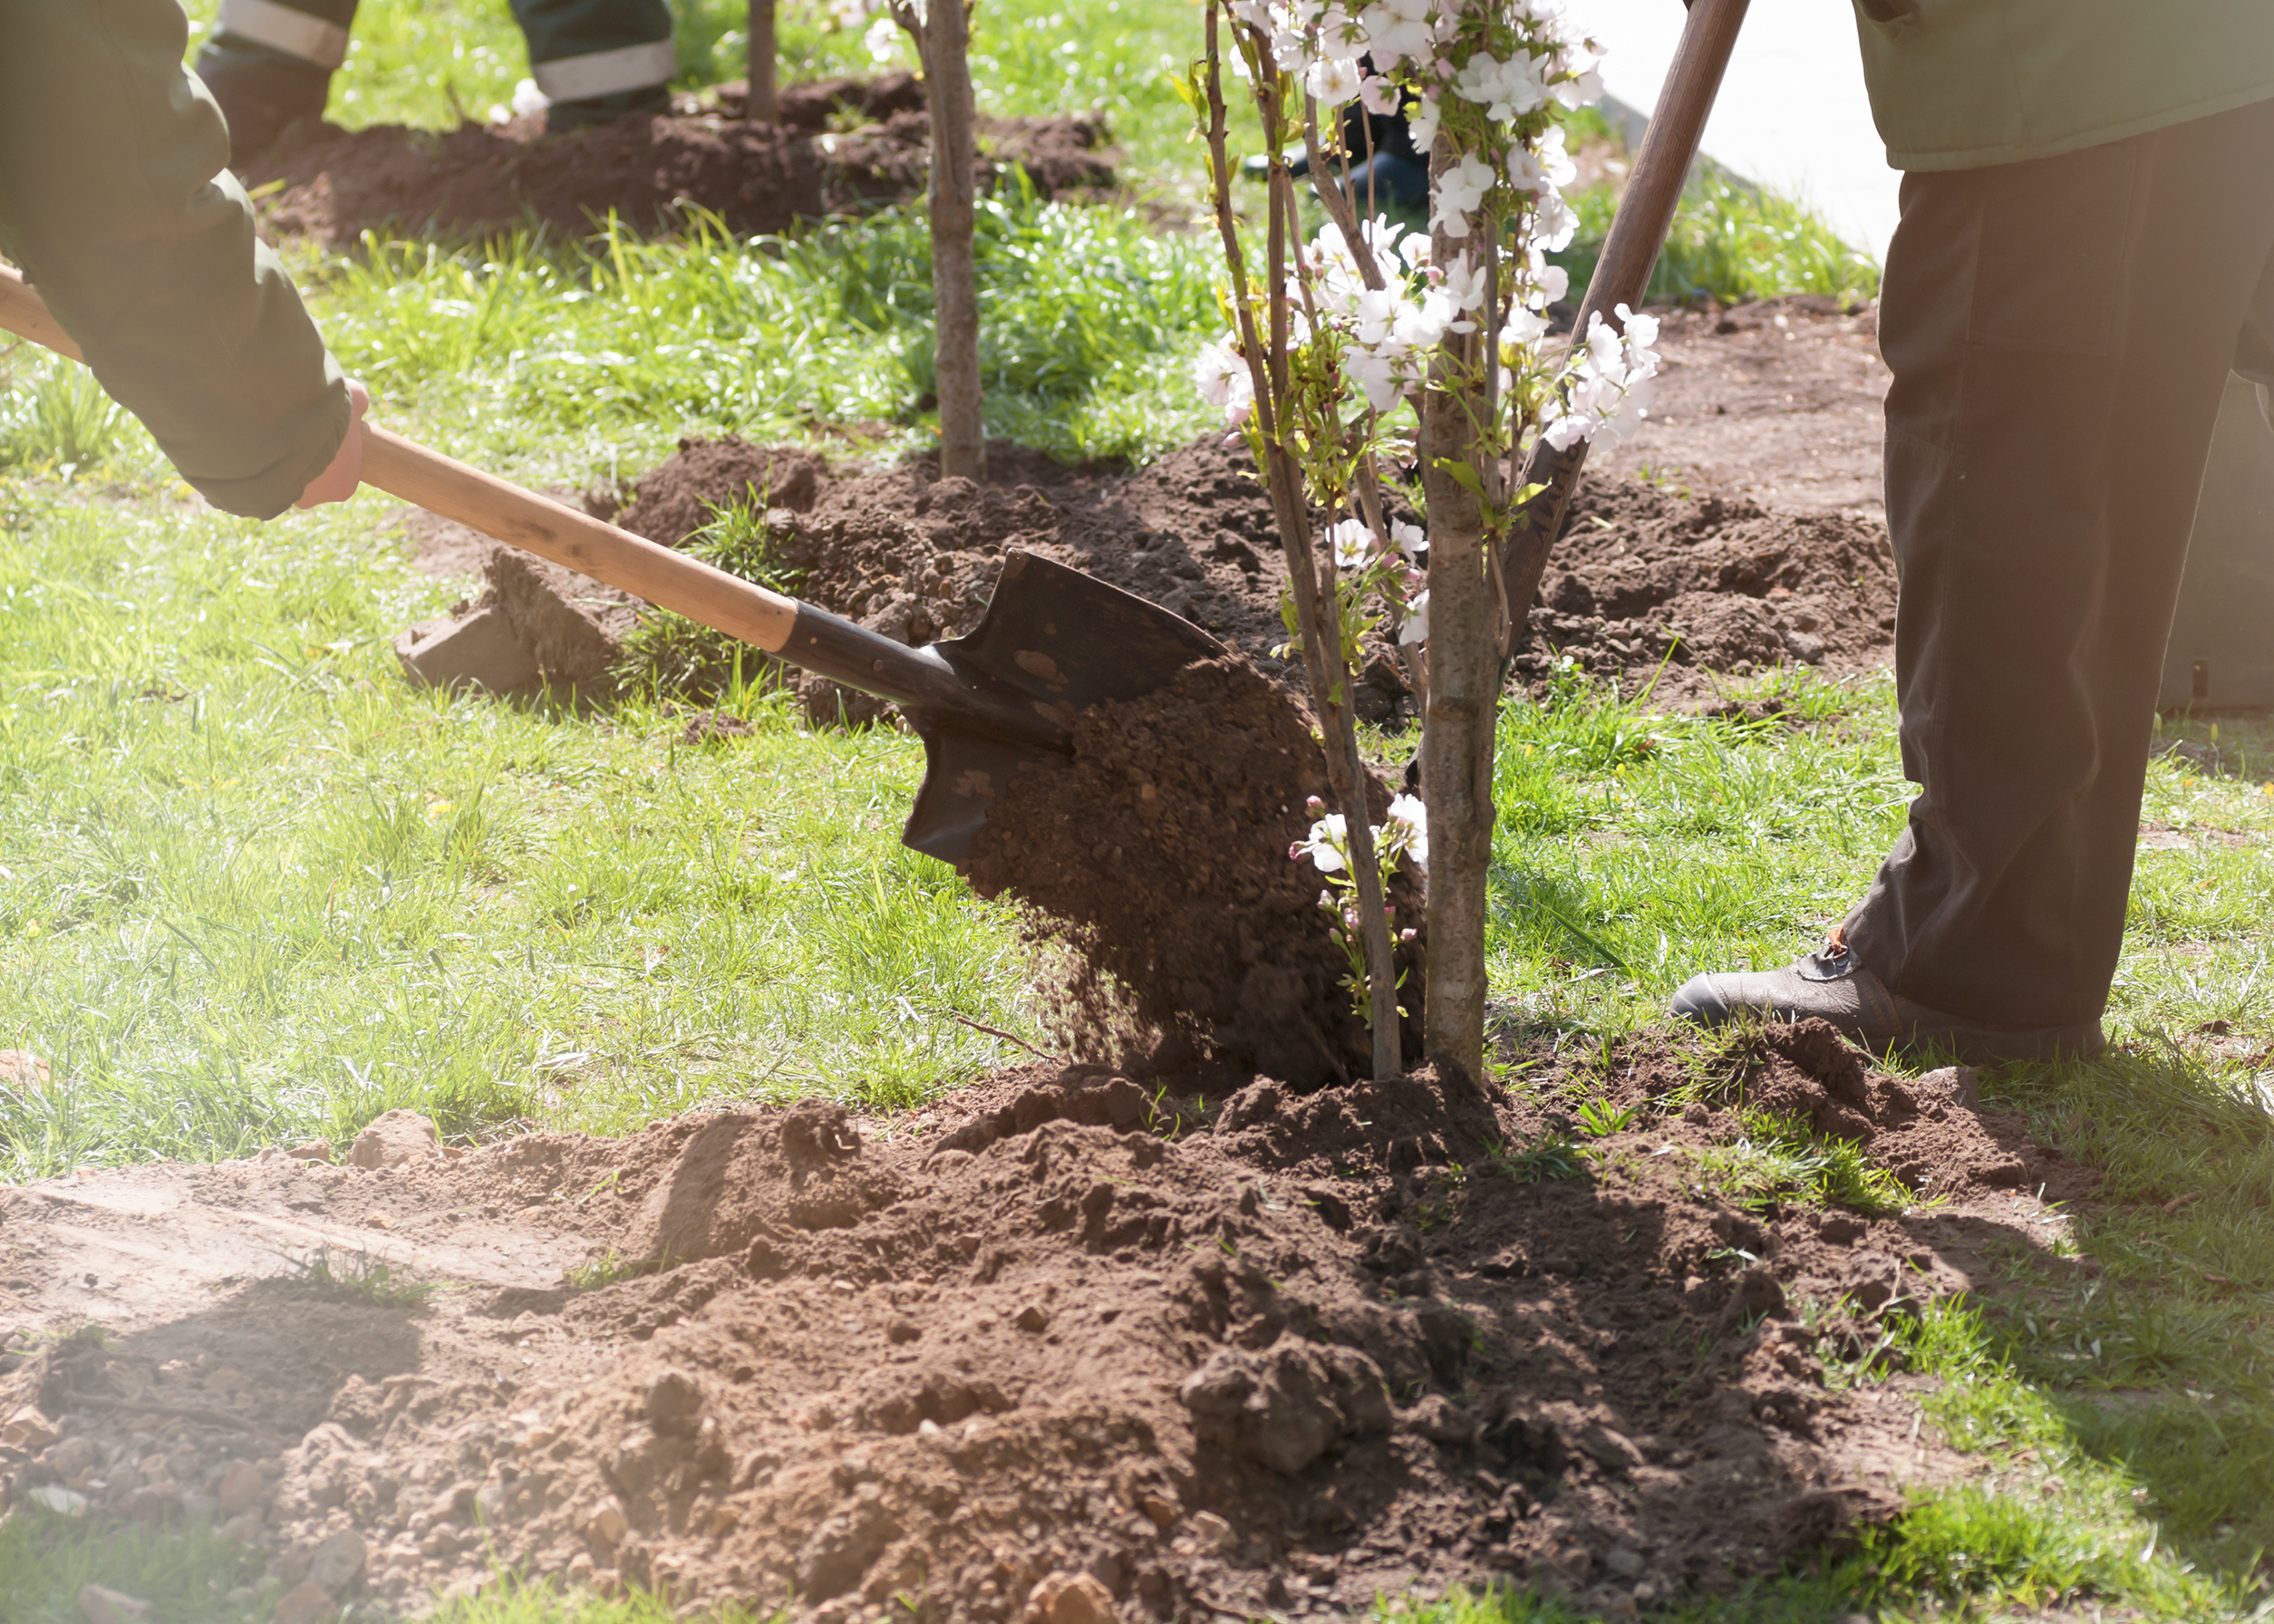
[295,378,368,508]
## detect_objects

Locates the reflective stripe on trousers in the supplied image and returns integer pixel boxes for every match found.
[210,0,675,97]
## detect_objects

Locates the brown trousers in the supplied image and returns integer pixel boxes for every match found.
[1843,98,2274,1031]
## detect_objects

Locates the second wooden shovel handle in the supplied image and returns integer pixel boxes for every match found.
[1497,0,1753,642]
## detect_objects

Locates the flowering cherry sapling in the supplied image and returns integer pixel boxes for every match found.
[1189,0,1660,1084]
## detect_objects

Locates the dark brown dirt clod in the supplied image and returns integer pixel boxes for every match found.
[961,655,1423,1088]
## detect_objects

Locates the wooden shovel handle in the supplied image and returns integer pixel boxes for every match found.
[358,429,797,650]
[0,263,798,653]
[1497,0,1752,643]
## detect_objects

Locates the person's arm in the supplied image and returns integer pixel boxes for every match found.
[0,0,352,517]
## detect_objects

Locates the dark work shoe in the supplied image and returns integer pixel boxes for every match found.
[1669,942,2105,1066]
[194,43,332,167]
[543,83,673,135]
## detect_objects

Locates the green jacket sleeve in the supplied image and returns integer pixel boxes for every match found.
[0,0,348,518]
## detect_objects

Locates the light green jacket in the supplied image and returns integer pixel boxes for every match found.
[1851,0,2274,172]
[0,0,347,517]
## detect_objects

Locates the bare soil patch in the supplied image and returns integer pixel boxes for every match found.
[1582,296,1892,521]
[245,75,1114,248]
[0,1024,2092,1621]
[556,424,1898,718]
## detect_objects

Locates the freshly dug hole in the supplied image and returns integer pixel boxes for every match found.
[242,75,1115,247]
[961,655,1424,1088]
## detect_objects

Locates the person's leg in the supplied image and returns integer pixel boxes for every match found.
[1674,98,2274,1059]
[192,0,356,164]
[508,0,675,134]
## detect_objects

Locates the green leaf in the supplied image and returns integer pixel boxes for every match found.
[1433,458,1485,498]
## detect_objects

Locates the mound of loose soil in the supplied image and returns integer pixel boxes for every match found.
[1515,479,1898,701]
[580,431,1896,725]
[246,75,1114,247]
[0,1022,2097,1622]
[963,655,1424,1088]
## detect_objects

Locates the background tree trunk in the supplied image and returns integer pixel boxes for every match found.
[923,1,985,481]
[746,0,777,122]
[1418,157,1497,1086]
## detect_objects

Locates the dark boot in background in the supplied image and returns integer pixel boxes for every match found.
[508,0,676,136]
[192,0,355,166]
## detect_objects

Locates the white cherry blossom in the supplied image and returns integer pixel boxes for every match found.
[1330,517,1379,568]
[1429,152,1495,237]
[1308,55,1364,103]
[1506,124,1574,194]
[1398,588,1430,645]
[1292,811,1350,873]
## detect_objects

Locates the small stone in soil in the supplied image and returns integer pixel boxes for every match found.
[347,1109,443,1171]
[307,1528,367,1596]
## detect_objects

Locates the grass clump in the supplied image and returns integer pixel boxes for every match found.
[1556,171,1882,309]
[0,1509,270,1624]
[421,1575,781,1624]
[1696,1107,1910,1220]
[0,361,139,481]
[1487,1133,1589,1184]
[292,1244,440,1307]
[613,498,807,700]
[565,1249,672,1290]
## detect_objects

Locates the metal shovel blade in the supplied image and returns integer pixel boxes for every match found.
[901,551,1226,864]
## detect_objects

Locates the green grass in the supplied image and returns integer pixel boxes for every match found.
[290,1242,443,1306]
[1555,171,1882,310]
[0,1514,783,1624]
[281,182,1223,481]
[1693,1109,1911,1220]
[0,480,1039,1180]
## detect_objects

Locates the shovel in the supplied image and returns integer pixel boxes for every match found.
[0,265,1223,865]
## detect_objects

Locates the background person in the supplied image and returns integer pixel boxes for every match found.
[1,0,365,517]
[1671,1,2274,1062]
[195,0,679,162]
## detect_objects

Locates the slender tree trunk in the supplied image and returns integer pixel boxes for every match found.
[1418,151,1497,1086]
[746,0,777,121]
[1200,4,1400,1081]
[923,0,984,481]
